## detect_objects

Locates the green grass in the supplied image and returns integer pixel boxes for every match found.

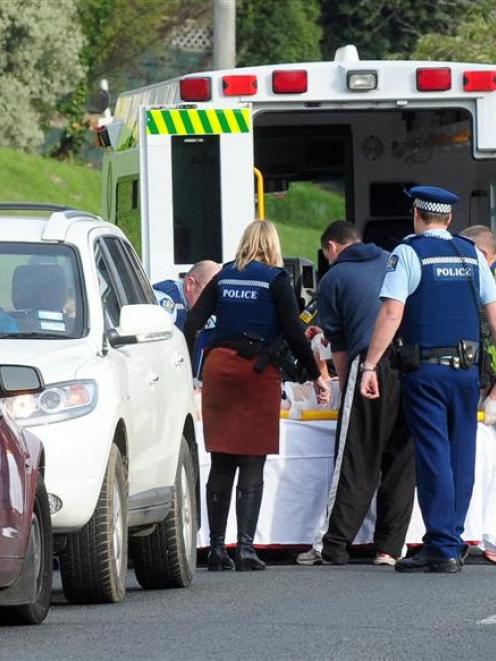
[266,182,345,263]
[0,149,345,265]
[0,147,101,214]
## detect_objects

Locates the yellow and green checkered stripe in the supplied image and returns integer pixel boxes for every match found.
[146,108,251,135]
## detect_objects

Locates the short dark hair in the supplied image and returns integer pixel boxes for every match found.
[320,220,361,247]
[416,208,450,225]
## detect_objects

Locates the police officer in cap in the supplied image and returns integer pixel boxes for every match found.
[360,185,496,573]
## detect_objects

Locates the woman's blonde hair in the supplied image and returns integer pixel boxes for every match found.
[235,220,284,270]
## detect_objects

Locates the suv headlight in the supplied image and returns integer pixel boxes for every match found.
[4,380,97,426]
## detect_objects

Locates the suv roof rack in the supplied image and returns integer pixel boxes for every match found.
[0,203,74,213]
[0,202,104,241]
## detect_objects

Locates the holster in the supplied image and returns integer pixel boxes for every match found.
[391,340,421,373]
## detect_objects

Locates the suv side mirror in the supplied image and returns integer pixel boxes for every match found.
[0,365,44,397]
[107,304,174,348]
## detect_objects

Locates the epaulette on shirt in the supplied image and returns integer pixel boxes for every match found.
[402,233,475,246]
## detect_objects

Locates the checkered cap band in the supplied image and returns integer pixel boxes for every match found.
[414,198,452,213]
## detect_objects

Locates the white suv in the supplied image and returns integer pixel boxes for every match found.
[0,204,199,604]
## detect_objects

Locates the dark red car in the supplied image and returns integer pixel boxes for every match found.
[0,365,52,625]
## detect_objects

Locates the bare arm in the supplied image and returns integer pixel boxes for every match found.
[360,299,405,399]
[483,301,496,400]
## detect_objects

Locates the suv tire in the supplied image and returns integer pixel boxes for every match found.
[131,437,197,589]
[59,445,127,604]
[1,474,53,625]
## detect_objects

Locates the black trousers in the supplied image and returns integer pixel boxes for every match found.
[207,452,266,493]
[322,354,415,558]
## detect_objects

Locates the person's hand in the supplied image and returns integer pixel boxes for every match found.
[482,395,496,425]
[305,325,322,340]
[360,369,380,399]
[313,375,330,405]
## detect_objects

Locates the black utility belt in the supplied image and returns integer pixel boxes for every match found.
[213,336,281,373]
[393,340,479,372]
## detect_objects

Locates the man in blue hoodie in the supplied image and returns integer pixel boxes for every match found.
[316,221,415,566]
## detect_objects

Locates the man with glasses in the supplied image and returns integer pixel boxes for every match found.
[361,186,496,573]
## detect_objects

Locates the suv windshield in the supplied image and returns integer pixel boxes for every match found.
[0,243,84,339]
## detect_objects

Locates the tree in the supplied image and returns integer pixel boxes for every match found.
[0,0,85,151]
[320,0,472,61]
[53,0,209,158]
[236,0,322,67]
[412,1,496,62]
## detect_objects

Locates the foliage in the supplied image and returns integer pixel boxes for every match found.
[54,0,209,158]
[0,0,86,151]
[236,0,322,66]
[412,1,496,62]
[320,0,472,60]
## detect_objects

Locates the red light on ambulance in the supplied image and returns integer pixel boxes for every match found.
[223,75,257,96]
[272,70,308,94]
[416,68,451,92]
[463,70,496,92]
[180,77,211,102]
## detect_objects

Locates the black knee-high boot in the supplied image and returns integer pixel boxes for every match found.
[235,486,266,571]
[207,486,235,571]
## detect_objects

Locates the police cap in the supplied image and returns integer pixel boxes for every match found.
[408,185,460,214]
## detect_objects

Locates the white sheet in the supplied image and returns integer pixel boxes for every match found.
[196,419,496,549]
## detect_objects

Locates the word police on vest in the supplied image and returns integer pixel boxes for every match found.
[222,289,258,300]
[434,265,473,279]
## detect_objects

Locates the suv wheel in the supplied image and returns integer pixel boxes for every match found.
[59,444,127,604]
[131,437,197,589]
[0,475,53,625]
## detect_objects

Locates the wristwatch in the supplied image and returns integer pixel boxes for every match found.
[360,363,377,373]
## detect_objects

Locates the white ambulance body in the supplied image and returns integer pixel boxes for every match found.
[101,46,496,282]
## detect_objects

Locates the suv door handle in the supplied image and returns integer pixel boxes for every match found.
[175,354,185,367]
[149,374,160,385]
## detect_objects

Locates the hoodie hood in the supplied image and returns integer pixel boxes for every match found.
[333,242,386,265]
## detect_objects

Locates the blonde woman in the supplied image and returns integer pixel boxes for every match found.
[185,220,329,572]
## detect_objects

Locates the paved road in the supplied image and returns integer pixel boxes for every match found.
[3,560,496,660]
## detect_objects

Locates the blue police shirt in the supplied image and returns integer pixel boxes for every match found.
[153,279,187,328]
[381,229,496,305]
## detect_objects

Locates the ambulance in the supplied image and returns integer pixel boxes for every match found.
[100,45,496,287]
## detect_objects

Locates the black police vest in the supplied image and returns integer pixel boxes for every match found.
[400,234,480,348]
[213,261,283,343]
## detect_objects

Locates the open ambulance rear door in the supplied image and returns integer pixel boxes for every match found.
[139,103,254,282]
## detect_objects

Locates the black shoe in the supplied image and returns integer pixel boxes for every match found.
[208,540,235,571]
[395,551,461,574]
[235,486,266,572]
[321,546,349,566]
[207,487,234,571]
[235,544,266,571]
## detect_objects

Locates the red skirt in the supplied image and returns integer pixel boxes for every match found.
[202,347,281,455]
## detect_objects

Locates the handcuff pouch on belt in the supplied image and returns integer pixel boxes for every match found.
[392,338,479,372]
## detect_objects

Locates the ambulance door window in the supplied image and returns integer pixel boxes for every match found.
[116,175,141,256]
[171,135,222,264]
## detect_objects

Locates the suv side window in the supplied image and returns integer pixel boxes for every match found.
[102,237,153,305]
[121,242,157,305]
[95,243,121,329]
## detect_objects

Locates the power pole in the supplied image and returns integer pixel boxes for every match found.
[212,0,236,70]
